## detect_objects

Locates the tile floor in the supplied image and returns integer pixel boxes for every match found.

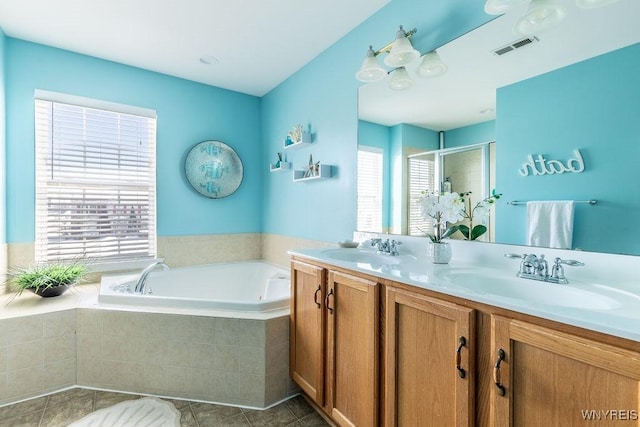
[0,388,331,426]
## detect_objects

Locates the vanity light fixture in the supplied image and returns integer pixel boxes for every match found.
[355,46,388,82]
[514,0,567,35]
[355,25,448,90]
[388,67,413,91]
[416,51,448,78]
[384,26,421,67]
[486,0,613,36]
[484,0,529,15]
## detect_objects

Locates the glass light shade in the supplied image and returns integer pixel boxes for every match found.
[576,0,618,8]
[484,0,529,15]
[388,67,413,91]
[384,28,420,67]
[416,51,448,78]
[514,0,567,35]
[355,47,387,82]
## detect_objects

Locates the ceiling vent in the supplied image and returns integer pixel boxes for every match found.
[492,36,539,56]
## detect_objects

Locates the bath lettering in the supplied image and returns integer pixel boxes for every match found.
[519,149,585,176]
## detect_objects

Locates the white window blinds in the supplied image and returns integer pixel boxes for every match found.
[357,146,383,233]
[408,154,435,236]
[34,98,157,263]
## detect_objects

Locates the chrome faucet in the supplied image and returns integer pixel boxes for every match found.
[505,253,583,284]
[134,261,169,294]
[370,238,402,256]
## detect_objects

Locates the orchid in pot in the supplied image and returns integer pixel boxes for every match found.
[456,190,502,241]
[419,191,465,263]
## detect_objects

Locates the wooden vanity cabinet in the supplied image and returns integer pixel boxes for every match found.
[290,259,379,426]
[384,286,475,427]
[290,260,326,404]
[490,315,640,427]
[291,257,640,427]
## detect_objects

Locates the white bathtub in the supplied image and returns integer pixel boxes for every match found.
[98,261,290,313]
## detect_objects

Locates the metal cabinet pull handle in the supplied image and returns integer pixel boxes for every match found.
[493,349,506,397]
[313,285,321,308]
[325,289,334,314]
[455,336,467,379]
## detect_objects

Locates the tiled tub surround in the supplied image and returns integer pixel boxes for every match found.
[0,289,297,409]
[0,310,77,404]
[76,309,296,408]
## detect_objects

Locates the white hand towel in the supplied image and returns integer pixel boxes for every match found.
[526,201,575,249]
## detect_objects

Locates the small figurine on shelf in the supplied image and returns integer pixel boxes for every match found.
[275,152,283,168]
[313,161,320,176]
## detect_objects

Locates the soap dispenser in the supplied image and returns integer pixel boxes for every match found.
[443,177,452,193]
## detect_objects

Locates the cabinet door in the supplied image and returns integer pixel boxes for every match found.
[290,260,326,405]
[384,287,475,427]
[491,315,640,426]
[326,270,379,427]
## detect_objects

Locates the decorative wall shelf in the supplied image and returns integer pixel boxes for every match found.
[293,164,332,182]
[284,131,312,150]
[270,162,291,172]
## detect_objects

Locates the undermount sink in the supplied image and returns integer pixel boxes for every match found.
[435,269,621,310]
[322,248,415,266]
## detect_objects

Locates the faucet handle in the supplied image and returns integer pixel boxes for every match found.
[505,253,531,275]
[504,253,525,259]
[390,240,402,255]
[556,258,584,267]
[550,257,584,284]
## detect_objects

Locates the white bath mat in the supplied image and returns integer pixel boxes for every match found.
[68,397,181,427]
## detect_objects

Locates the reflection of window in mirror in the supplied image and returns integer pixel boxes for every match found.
[407,152,436,236]
[357,146,383,232]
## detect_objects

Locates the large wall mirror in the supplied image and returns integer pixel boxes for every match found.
[357,0,640,255]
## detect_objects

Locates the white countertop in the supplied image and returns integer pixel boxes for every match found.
[290,246,640,343]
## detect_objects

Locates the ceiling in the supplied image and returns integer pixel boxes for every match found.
[358,0,640,131]
[0,0,389,97]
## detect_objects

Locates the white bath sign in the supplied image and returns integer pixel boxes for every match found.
[519,149,585,176]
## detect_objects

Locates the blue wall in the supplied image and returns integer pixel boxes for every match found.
[261,0,491,243]
[3,1,493,246]
[5,38,262,243]
[0,27,6,245]
[495,43,640,254]
[445,120,495,148]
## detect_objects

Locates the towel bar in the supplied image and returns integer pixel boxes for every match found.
[508,200,596,206]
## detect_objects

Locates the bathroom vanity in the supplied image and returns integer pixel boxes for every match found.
[289,243,640,426]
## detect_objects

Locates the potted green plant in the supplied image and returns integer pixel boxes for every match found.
[8,261,86,297]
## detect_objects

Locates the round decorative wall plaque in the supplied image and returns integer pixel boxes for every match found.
[184,140,243,198]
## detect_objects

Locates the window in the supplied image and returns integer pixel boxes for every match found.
[357,146,383,232]
[34,94,157,263]
[407,153,435,236]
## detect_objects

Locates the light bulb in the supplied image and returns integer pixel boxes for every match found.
[388,67,413,91]
[417,51,447,78]
[514,0,567,35]
[384,26,420,68]
[355,46,387,82]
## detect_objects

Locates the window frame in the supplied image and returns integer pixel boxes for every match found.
[34,90,158,270]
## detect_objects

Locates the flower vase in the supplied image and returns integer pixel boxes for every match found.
[428,242,452,264]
